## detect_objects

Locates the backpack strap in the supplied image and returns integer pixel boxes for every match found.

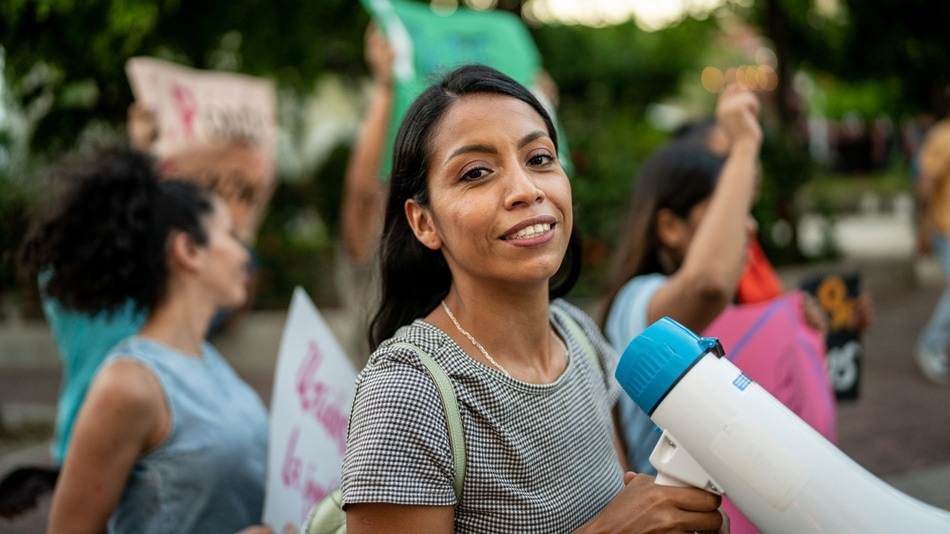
[550,304,602,374]
[393,342,466,500]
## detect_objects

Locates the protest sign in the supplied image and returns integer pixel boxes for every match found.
[361,0,571,176]
[125,57,278,241]
[262,287,357,529]
[800,271,863,400]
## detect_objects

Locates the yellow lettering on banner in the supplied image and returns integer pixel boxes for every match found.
[816,276,853,331]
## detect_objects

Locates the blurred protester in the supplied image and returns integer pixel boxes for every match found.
[602,86,824,533]
[602,85,764,473]
[128,102,269,335]
[20,145,276,533]
[341,64,726,533]
[914,118,950,385]
[30,105,265,472]
[673,115,873,331]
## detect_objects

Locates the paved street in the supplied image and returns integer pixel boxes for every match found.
[2,210,949,531]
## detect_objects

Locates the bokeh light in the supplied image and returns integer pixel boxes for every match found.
[463,0,497,9]
[701,66,725,93]
[430,0,459,16]
[703,63,779,93]
[522,0,725,30]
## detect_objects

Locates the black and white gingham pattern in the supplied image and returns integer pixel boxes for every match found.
[341,299,625,533]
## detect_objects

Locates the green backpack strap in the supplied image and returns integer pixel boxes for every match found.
[393,341,466,500]
[550,304,601,374]
[303,342,466,534]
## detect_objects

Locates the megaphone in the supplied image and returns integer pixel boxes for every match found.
[615,317,950,533]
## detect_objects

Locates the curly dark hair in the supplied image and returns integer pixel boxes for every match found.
[368,64,582,348]
[20,145,214,316]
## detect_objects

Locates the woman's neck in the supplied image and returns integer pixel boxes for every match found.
[432,282,566,383]
[138,291,216,357]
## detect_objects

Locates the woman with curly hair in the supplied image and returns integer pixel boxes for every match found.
[21,145,274,533]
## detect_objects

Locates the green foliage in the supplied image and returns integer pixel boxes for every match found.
[814,76,902,121]
[0,0,937,309]
[254,141,349,309]
[754,129,814,265]
[0,174,35,302]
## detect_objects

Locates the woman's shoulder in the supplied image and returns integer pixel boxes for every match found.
[361,320,469,383]
[550,298,595,326]
[618,273,668,297]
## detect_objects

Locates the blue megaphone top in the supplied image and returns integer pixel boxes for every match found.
[614,317,724,415]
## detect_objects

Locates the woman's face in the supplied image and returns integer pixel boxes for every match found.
[198,198,250,309]
[664,198,758,268]
[406,93,572,291]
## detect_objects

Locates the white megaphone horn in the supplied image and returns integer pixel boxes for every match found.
[615,317,950,533]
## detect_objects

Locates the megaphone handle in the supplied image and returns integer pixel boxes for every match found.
[654,471,690,487]
[650,429,723,494]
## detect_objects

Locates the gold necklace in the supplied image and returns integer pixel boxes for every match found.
[441,300,568,378]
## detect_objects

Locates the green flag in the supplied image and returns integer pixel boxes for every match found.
[361,0,572,177]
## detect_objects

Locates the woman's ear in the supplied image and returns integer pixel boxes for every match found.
[169,232,202,272]
[404,199,442,250]
[655,208,685,250]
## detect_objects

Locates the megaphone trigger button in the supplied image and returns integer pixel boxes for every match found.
[698,337,725,358]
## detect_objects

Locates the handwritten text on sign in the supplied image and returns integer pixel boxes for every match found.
[263,287,357,529]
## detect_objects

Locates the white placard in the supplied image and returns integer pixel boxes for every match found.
[263,287,357,529]
[125,56,278,242]
[125,56,277,161]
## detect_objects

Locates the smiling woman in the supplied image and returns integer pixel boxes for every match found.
[338,64,727,533]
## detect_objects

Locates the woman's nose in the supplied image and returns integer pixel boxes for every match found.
[506,166,544,207]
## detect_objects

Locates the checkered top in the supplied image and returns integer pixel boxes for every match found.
[341,299,624,533]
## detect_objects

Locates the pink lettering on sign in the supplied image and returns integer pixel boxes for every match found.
[171,83,198,139]
[296,340,350,454]
[280,425,338,523]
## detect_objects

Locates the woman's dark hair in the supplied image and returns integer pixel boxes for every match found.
[368,63,582,348]
[671,116,717,145]
[20,145,214,316]
[599,142,725,328]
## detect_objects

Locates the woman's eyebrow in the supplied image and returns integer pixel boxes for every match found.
[518,130,547,149]
[444,130,549,164]
[447,143,497,163]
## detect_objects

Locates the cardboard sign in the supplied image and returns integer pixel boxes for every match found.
[800,272,863,401]
[125,57,278,241]
[361,0,572,177]
[262,287,357,529]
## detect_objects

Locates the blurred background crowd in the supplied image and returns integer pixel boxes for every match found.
[1,0,946,314]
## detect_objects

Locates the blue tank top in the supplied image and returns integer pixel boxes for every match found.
[104,337,268,533]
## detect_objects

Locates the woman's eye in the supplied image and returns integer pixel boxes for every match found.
[461,167,491,181]
[528,153,554,166]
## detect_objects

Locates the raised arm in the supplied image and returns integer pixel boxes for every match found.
[649,84,763,332]
[341,22,395,264]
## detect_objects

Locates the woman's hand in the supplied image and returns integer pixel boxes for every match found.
[365,22,395,87]
[577,472,724,533]
[801,293,829,336]
[715,84,762,152]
